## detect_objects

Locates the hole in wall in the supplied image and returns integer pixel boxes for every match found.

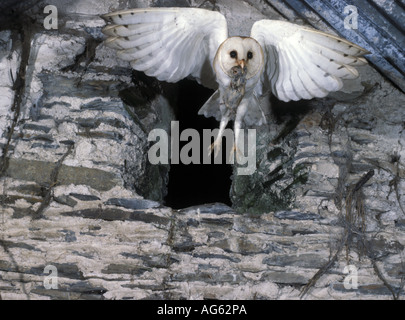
[164,79,233,209]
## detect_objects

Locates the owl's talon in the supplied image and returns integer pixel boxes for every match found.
[236,147,244,162]
[228,144,235,163]
[208,140,222,158]
[207,143,213,156]
[228,144,244,163]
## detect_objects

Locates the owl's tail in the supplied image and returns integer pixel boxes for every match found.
[198,91,268,127]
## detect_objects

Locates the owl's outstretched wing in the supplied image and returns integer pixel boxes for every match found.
[102,7,228,89]
[250,20,370,102]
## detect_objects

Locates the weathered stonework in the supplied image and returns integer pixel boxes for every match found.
[0,0,404,300]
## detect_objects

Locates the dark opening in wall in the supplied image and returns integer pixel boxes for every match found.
[164,79,233,209]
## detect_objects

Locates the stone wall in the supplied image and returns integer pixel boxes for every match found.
[0,0,404,299]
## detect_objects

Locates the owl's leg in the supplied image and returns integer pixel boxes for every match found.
[232,102,248,162]
[208,113,230,158]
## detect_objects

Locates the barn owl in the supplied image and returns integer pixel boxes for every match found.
[101,7,369,157]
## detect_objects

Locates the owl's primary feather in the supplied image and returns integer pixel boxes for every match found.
[102,8,228,88]
[102,7,369,159]
[250,20,369,102]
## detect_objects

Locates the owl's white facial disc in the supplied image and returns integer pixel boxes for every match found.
[215,36,264,79]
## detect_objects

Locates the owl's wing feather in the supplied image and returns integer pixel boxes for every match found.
[251,20,370,102]
[102,8,228,88]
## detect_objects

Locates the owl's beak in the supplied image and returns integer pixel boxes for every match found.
[237,59,246,70]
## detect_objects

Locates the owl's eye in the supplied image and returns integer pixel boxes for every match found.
[247,51,253,59]
[230,50,237,58]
